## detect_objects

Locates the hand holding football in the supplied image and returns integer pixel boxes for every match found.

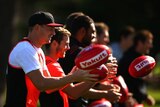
[89,64,108,81]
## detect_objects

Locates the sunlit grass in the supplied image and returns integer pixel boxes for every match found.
[144,88,160,107]
[1,78,160,107]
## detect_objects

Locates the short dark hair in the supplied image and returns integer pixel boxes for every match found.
[119,26,135,40]
[95,22,109,37]
[65,12,84,31]
[45,27,71,51]
[65,15,94,37]
[133,29,153,46]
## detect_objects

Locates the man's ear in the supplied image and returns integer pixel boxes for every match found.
[34,24,40,31]
[51,40,58,48]
[79,27,86,36]
[137,40,145,49]
[77,27,86,41]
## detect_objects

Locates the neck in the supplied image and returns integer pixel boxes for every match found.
[46,50,58,61]
[28,34,42,48]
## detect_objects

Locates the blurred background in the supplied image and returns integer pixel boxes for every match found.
[0,0,160,106]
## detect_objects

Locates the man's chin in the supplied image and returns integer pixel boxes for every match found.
[44,40,51,44]
[48,40,51,44]
[59,55,65,59]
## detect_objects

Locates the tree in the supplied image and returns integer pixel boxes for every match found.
[0,0,16,106]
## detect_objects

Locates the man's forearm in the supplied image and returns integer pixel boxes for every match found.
[63,81,96,99]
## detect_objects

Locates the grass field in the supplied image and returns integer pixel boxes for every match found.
[1,85,160,107]
[1,75,160,107]
[144,86,160,107]
[144,63,160,107]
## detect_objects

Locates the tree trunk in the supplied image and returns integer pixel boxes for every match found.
[0,0,15,106]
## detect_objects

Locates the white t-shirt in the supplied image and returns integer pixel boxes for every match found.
[9,40,48,74]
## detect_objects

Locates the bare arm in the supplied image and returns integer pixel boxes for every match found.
[27,69,75,91]
[62,81,96,99]
[62,82,120,100]
[82,88,122,102]
[27,69,98,91]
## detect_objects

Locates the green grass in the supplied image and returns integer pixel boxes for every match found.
[144,63,160,107]
[1,78,160,107]
[144,88,160,107]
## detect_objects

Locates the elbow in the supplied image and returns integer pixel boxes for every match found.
[61,85,79,99]
[63,89,80,99]
[64,91,80,99]
[37,85,45,92]
[71,94,80,100]
[68,94,79,100]
[33,81,46,91]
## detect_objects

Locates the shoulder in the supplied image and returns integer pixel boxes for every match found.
[69,45,83,55]
[110,42,120,49]
[12,41,35,53]
[9,41,35,60]
[46,56,64,76]
[69,37,84,55]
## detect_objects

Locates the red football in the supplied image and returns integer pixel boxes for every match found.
[89,64,108,80]
[75,44,110,70]
[87,99,111,107]
[112,76,129,103]
[129,55,156,78]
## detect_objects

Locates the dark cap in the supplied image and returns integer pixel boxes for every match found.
[28,11,63,27]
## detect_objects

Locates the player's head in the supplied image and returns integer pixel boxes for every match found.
[28,11,63,45]
[45,27,71,58]
[93,22,110,45]
[133,29,153,54]
[64,11,85,31]
[65,14,96,46]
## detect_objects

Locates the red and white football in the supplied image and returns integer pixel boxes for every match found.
[129,55,156,78]
[87,99,112,107]
[75,44,110,70]
[89,64,108,81]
